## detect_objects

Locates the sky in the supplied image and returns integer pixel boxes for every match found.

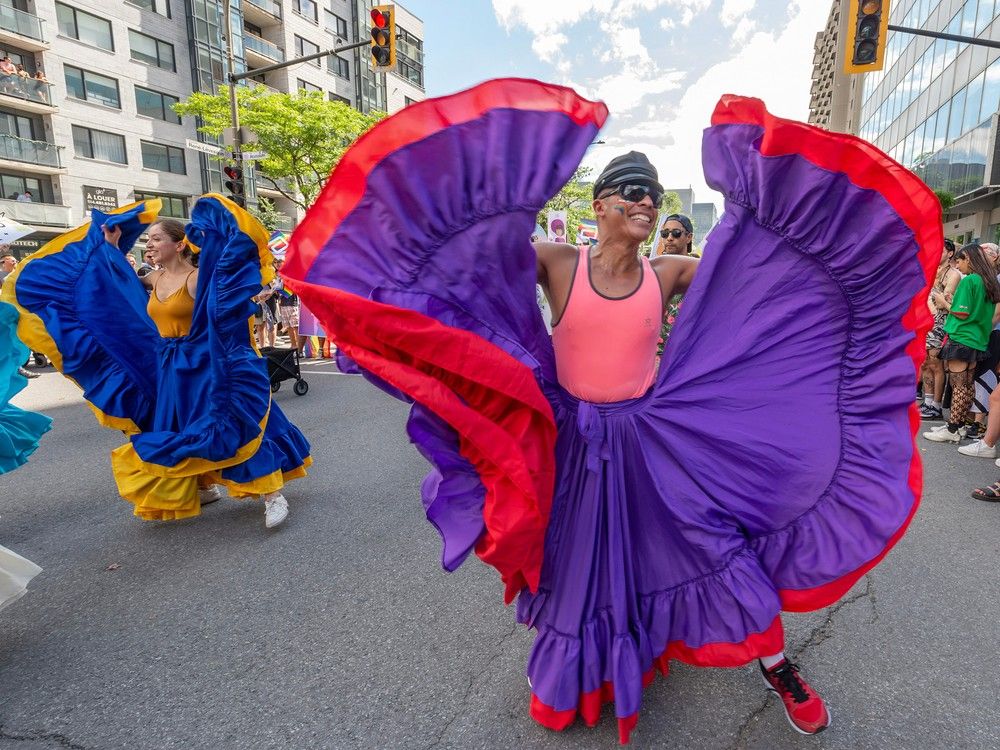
[403,0,831,209]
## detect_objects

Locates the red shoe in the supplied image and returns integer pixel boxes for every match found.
[760,659,831,735]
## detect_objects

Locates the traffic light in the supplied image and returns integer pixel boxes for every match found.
[223,164,245,208]
[369,5,396,72]
[843,0,891,74]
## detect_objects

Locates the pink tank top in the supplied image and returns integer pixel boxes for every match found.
[551,248,663,403]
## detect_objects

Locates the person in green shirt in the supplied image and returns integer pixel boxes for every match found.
[924,243,1000,442]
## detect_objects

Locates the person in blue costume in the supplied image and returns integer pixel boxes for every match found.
[0,300,50,473]
[1,195,311,527]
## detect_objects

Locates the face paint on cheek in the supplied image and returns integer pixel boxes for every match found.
[613,205,625,215]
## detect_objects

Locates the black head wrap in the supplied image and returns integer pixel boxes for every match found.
[593,151,663,198]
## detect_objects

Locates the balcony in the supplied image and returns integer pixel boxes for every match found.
[243,34,284,65]
[0,134,63,173]
[0,75,55,113]
[0,5,48,51]
[0,197,71,227]
[243,0,282,26]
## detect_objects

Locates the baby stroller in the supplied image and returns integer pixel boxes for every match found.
[261,347,308,395]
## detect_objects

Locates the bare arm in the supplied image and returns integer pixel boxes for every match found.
[534,241,575,285]
[649,254,700,299]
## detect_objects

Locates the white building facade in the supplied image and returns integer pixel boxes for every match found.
[0,0,424,258]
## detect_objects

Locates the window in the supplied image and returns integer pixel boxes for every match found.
[72,125,127,164]
[324,10,348,39]
[130,0,170,17]
[404,96,418,107]
[0,173,47,203]
[297,79,321,92]
[64,66,120,108]
[396,26,424,88]
[295,35,320,67]
[294,0,317,23]
[135,87,180,123]
[129,29,175,71]
[140,141,185,174]
[56,2,114,51]
[134,191,187,218]
[329,92,350,106]
[0,111,37,140]
[328,55,349,80]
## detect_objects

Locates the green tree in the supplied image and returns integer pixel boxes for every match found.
[249,196,290,233]
[538,167,595,243]
[174,86,384,211]
[935,190,956,212]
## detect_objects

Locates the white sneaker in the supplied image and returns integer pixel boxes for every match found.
[958,439,998,458]
[264,494,288,528]
[923,425,964,442]
[198,484,223,505]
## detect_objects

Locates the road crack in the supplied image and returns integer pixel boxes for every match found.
[423,621,520,750]
[727,574,878,749]
[0,725,92,750]
[791,574,877,660]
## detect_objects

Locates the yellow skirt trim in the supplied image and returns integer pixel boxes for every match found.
[110,410,269,481]
[205,455,312,499]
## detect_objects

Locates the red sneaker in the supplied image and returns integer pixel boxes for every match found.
[760,660,831,735]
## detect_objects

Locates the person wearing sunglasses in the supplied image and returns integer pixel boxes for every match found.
[534,151,698,407]
[657,214,695,256]
[654,213,697,346]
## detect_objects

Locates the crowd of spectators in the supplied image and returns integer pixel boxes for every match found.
[0,56,48,103]
[920,240,1000,502]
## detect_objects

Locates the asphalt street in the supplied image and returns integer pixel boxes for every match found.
[1,361,999,750]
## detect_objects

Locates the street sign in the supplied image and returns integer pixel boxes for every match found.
[242,150,267,160]
[185,138,224,156]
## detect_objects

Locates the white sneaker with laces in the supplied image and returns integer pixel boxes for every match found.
[198,484,223,505]
[958,439,998,458]
[923,425,964,442]
[264,493,288,528]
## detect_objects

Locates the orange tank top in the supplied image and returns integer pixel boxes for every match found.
[147,271,195,338]
[551,248,662,403]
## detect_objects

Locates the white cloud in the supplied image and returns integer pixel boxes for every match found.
[720,0,757,26]
[585,1,830,210]
[532,32,569,62]
[599,21,651,64]
[730,16,757,45]
[584,69,687,113]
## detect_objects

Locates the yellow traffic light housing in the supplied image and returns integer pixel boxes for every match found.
[843,0,891,74]
[370,5,396,72]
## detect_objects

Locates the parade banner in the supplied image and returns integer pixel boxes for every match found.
[546,211,568,243]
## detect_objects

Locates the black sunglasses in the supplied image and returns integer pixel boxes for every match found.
[660,228,689,239]
[601,183,663,209]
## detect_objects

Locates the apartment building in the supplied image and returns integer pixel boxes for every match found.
[809,0,865,133]
[0,0,424,259]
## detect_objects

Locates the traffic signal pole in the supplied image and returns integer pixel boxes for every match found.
[887,24,1000,51]
[219,0,374,205]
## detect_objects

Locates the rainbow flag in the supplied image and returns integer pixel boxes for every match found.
[268,230,289,257]
[577,218,598,242]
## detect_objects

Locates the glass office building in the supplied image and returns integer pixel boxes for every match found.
[857,0,1000,242]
